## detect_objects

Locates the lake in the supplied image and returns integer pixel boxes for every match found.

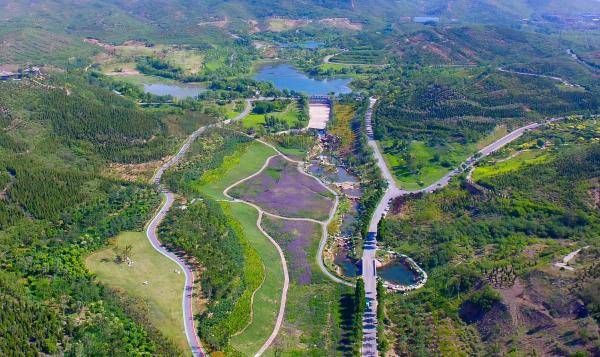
[253,63,352,96]
[143,82,206,99]
[378,261,417,285]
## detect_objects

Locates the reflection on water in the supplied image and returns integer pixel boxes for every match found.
[308,164,358,183]
[378,261,417,285]
[253,63,352,96]
[334,248,359,277]
[143,83,206,99]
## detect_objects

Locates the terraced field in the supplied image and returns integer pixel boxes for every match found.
[329,49,386,65]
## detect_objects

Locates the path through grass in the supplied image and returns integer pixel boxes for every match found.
[86,231,187,351]
[193,141,276,200]
[227,202,285,355]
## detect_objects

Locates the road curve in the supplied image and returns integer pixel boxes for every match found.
[146,192,205,356]
[145,99,253,356]
[361,96,563,356]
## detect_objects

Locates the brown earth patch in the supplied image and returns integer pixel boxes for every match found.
[480,268,599,355]
[318,18,363,31]
[106,158,169,183]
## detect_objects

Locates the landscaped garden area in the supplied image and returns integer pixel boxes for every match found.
[228,155,335,221]
[243,99,308,133]
[262,216,349,355]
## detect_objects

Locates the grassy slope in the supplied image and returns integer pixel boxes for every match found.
[193,141,276,200]
[471,149,550,181]
[86,231,187,351]
[191,140,283,354]
[381,125,512,190]
[227,202,285,355]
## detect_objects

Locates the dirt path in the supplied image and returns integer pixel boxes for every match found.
[498,67,581,88]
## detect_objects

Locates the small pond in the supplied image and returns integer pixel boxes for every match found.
[378,261,417,286]
[253,63,352,96]
[334,248,359,277]
[307,164,359,183]
[142,82,206,99]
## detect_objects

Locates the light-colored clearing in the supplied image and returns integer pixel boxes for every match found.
[86,231,188,350]
[308,103,330,130]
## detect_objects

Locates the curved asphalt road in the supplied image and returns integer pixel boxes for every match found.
[145,100,253,356]
[361,97,562,356]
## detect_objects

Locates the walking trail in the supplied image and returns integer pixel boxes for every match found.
[221,137,353,355]
[145,101,253,357]
[145,98,349,357]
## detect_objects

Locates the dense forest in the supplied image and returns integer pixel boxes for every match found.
[0,75,197,354]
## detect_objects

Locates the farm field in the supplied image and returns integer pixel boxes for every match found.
[193,141,277,200]
[227,202,285,355]
[229,155,335,220]
[262,216,346,355]
[85,231,187,350]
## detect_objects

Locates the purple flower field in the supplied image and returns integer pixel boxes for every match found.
[262,216,321,285]
[230,156,334,221]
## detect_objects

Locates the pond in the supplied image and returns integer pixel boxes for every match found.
[378,261,417,286]
[334,247,359,277]
[253,63,352,96]
[142,82,206,99]
[307,163,359,183]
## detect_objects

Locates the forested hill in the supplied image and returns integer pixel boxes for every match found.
[0,74,207,354]
[1,0,597,42]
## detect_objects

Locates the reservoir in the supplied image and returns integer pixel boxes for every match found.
[253,63,352,96]
[142,82,206,99]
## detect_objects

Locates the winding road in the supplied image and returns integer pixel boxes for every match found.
[498,67,581,88]
[145,97,351,356]
[360,97,562,356]
[145,100,253,356]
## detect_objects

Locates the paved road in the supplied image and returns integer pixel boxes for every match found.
[360,97,557,356]
[361,98,381,357]
[498,67,581,88]
[145,99,254,356]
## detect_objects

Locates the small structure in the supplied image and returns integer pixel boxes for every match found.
[0,65,42,81]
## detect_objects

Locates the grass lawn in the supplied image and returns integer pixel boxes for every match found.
[243,102,303,130]
[227,202,285,355]
[224,101,246,119]
[85,231,188,351]
[471,149,549,181]
[381,125,513,190]
[193,141,276,200]
[164,50,204,75]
